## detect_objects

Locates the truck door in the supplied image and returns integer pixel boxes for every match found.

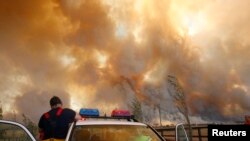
[0,120,36,141]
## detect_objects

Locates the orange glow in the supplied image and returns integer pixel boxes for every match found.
[68,84,96,111]
[1,0,250,123]
[94,50,108,69]
[168,0,213,37]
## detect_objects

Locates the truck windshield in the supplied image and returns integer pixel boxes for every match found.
[70,125,163,141]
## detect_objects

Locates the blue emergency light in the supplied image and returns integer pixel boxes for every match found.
[80,108,100,117]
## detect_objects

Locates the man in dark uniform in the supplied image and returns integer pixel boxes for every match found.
[38,96,80,141]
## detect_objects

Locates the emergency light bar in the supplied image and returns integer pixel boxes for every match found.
[79,108,137,122]
[80,108,99,117]
[111,109,131,117]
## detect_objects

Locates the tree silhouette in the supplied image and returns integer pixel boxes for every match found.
[0,102,3,120]
[130,97,143,122]
[167,75,192,141]
[22,114,38,137]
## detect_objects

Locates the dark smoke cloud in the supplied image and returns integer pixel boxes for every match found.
[59,0,115,48]
[15,89,70,122]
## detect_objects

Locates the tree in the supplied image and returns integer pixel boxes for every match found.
[0,103,4,139]
[22,114,38,137]
[167,75,192,141]
[0,102,3,120]
[130,97,143,122]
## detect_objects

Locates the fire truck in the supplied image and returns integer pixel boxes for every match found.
[0,109,189,141]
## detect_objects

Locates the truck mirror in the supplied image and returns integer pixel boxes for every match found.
[176,123,189,141]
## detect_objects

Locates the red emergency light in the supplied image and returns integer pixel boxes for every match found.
[111,109,131,117]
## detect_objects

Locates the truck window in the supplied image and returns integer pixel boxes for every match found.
[70,125,163,141]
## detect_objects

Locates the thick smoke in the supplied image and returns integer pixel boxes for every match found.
[0,0,250,124]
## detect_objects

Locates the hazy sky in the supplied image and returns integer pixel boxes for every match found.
[1,0,250,123]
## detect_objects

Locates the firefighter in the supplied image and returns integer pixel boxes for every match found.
[38,96,80,141]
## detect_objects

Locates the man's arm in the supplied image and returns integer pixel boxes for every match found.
[38,115,45,140]
[75,113,81,120]
[38,128,45,141]
[65,108,81,121]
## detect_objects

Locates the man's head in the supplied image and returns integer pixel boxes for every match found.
[50,96,62,108]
